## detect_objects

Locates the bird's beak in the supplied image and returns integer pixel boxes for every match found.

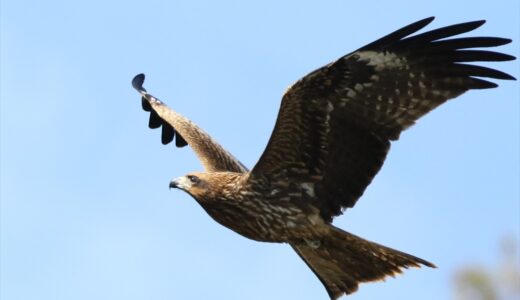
[169,177,189,190]
[169,178,180,190]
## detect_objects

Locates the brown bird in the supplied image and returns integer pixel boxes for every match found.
[132,17,515,299]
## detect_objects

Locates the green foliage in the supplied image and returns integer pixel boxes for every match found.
[454,237,520,300]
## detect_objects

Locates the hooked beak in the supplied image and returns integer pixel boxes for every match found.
[169,178,180,190]
[169,177,189,190]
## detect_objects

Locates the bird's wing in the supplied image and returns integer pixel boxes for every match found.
[250,17,515,222]
[132,74,248,173]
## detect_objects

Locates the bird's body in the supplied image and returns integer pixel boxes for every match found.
[132,17,515,299]
[174,172,324,243]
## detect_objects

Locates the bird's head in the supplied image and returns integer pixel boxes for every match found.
[169,172,243,202]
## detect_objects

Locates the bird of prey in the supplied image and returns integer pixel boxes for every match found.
[132,17,515,299]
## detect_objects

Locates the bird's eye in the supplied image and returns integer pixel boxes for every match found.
[187,175,199,184]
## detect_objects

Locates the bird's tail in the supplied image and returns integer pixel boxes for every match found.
[290,225,435,299]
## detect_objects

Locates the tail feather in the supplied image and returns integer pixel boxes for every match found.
[291,225,434,299]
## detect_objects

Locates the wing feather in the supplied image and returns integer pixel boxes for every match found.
[132,74,247,173]
[250,18,515,221]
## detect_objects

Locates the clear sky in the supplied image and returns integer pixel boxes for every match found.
[1,1,518,299]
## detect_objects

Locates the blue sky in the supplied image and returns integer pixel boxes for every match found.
[1,1,518,299]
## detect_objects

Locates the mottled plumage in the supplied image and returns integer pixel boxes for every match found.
[132,17,515,299]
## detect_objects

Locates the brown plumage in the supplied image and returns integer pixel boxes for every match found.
[132,17,515,299]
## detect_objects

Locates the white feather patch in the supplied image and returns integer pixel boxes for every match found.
[301,182,315,197]
[357,51,407,71]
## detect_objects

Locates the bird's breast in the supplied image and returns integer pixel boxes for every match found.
[199,194,323,243]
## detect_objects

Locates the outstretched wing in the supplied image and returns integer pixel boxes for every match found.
[132,74,248,173]
[250,17,515,222]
